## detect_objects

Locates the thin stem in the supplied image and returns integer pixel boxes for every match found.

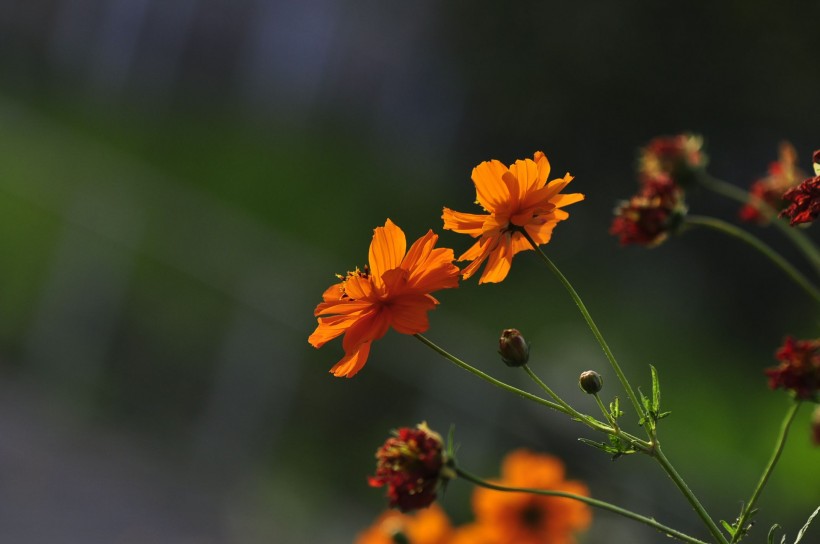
[698,174,820,274]
[593,392,618,432]
[413,333,565,414]
[456,466,710,544]
[654,445,730,544]
[730,401,801,543]
[684,215,820,303]
[522,363,651,451]
[518,229,647,428]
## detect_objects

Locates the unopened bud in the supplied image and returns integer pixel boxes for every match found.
[579,370,603,394]
[499,329,529,367]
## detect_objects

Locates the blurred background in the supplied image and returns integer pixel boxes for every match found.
[0,1,818,542]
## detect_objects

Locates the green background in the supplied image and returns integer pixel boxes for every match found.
[0,1,817,542]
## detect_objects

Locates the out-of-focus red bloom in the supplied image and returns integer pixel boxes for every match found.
[610,175,686,247]
[739,142,805,224]
[638,133,705,186]
[764,336,820,401]
[369,422,453,512]
[779,149,820,226]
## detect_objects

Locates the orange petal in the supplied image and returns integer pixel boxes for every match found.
[407,247,460,293]
[442,208,488,236]
[321,281,345,302]
[533,151,551,188]
[329,341,372,377]
[520,173,574,209]
[308,313,360,348]
[314,298,372,317]
[388,293,436,334]
[523,221,558,247]
[342,307,390,354]
[508,158,541,200]
[551,192,584,208]
[478,233,513,284]
[471,160,512,213]
[369,219,407,290]
[343,274,375,300]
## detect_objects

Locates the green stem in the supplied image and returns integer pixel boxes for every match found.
[456,466,710,544]
[518,229,647,428]
[413,333,564,414]
[698,174,820,274]
[654,445,730,544]
[730,401,801,543]
[684,215,820,303]
[522,363,651,451]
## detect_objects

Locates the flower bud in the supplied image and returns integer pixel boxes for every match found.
[499,329,529,367]
[578,370,603,394]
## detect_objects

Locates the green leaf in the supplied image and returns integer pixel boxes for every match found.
[794,505,820,543]
[722,520,737,537]
[650,364,661,413]
[768,524,782,544]
[609,397,623,420]
[578,438,618,455]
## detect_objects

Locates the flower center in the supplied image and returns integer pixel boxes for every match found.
[520,502,544,529]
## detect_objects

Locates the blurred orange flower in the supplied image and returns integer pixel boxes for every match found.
[471,449,591,544]
[309,219,460,377]
[442,151,583,284]
[447,523,500,544]
[355,503,453,544]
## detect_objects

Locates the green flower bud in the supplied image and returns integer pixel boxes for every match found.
[499,329,529,367]
[579,370,603,394]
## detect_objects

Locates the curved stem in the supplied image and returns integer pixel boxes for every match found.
[730,401,801,543]
[654,445,730,544]
[698,174,820,274]
[518,228,647,428]
[456,466,710,544]
[523,363,651,451]
[684,215,820,303]
[413,333,565,414]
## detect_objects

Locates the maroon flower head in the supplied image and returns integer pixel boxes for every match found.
[764,336,820,401]
[739,142,805,225]
[779,149,820,227]
[368,422,452,512]
[611,175,686,247]
[638,134,705,187]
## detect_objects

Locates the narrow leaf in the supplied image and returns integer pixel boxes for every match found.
[794,505,820,543]
[721,520,737,537]
[768,524,781,544]
[650,364,661,413]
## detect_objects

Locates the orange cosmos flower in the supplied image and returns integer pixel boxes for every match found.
[442,151,584,284]
[472,449,592,544]
[309,219,460,378]
[355,503,453,544]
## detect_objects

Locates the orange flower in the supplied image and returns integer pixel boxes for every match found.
[355,504,453,544]
[471,449,592,544]
[442,151,583,284]
[447,523,500,544]
[309,219,460,377]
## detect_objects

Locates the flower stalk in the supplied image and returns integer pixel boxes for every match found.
[456,466,710,544]
[730,401,801,543]
[698,174,820,274]
[683,215,820,303]
[518,227,648,429]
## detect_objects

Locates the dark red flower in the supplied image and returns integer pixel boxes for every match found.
[764,336,820,401]
[369,423,453,512]
[739,142,805,225]
[779,149,820,226]
[610,175,686,247]
[638,134,705,187]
